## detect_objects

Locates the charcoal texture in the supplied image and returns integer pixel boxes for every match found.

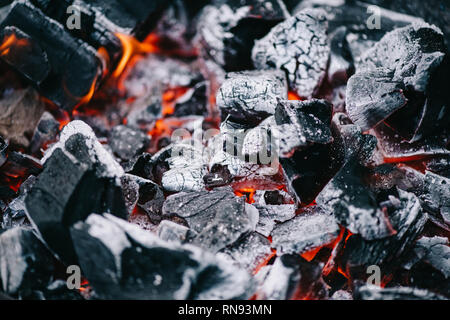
[254,204,296,237]
[216,70,287,126]
[71,213,254,300]
[271,205,340,255]
[29,112,59,155]
[252,8,330,98]
[109,125,149,161]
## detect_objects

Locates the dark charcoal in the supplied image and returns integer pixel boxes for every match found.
[25,121,126,265]
[203,164,233,189]
[253,204,296,237]
[354,284,446,300]
[0,1,103,111]
[340,189,427,280]
[2,175,35,229]
[196,0,287,71]
[162,188,258,253]
[219,232,272,273]
[0,227,54,296]
[109,125,149,161]
[173,81,209,117]
[256,254,328,300]
[347,23,449,142]
[271,205,340,255]
[29,112,60,155]
[216,70,287,126]
[0,135,7,168]
[71,213,254,300]
[328,26,354,86]
[252,8,330,98]
[120,173,165,223]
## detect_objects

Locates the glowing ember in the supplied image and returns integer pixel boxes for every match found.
[288,91,303,101]
[0,34,29,56]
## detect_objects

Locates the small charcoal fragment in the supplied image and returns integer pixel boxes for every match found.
[254,204,296,237]
[2,176,35,229]
[271,206,340,255]
[220,232,273,273]
[109,125,149,162]
[157,220,190,243]
[173,81,209,117]
[216,70,287,126]
[29,112,60,156]
[71,213,254,300]
[203,164,233,189]
[252,8,330,98]
[0,227,54,296]
[354,284,446,300]
[256,254,328,300]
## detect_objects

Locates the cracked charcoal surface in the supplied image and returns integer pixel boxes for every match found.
[109,125,149,162]
[157,220,190,244]
[71,213,254,300]
[271,205,340,255]
[216,70,288,126]
[254,204,296,237]
[252,8,330,98]
[162,188,258,253]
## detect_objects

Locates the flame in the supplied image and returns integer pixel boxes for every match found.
[234,188,257,204]
[0,34,29,56]
[113,33,158,78]
[288,91,303,101]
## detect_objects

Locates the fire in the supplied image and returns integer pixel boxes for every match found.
[162,87,190,116]
[0,34,29,56]
[253,250,276,275]
[288,91,303,101]
[113,33,158,78]
[234,188,257,204]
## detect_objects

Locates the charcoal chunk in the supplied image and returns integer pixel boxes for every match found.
[25,121,127,265]
[173,81,209,117]
[354,284,446,300]
[29,112,60,155]
[71,213,254,300]
[109,125,149,161]
[163,188,258,252]
[271,205,340,255]
[252,8,330,98]
[2,175,35,229]
[0,227,54,296]
[0,135,7,168]
[196,1,286,71]
[157,220,190,244]
[203,164,233,189]
[253,204,296,237]
[216,70,287,126]
[256,254,328,300]
[219,232,272,273]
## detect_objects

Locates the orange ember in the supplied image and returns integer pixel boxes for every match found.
[253,250,276,275]
[162,87,190,116]
[0,34,29,56]
[288,91,303,101]
[234,188,257,204]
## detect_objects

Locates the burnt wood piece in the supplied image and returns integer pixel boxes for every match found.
[340,189,427,281]
[271,205,340,255]
[24,121,126,265]
[71,213,254,300]
[256,254,328,300]
[0,227,54,296]
[196,0,287,71]
[162,188,258,253]
[252,8,330,98]
[216,70,288,126]
[347,23,449,142]
[0,1,103,111]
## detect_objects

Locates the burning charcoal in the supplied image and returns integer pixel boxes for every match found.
[120,174,164,219]
[203,164,233,189]
[354,284,446,300]
[253,189,294,205]
[157,220,190,243]
[403,236,450,297]
[271,205,340,255]
[196,1,287,71]
[348,23,449,142]
[330,290,353,300]
[216,70,287,126]
[173,81,209,118]
[29,112,60,155]
[25,121,127,265]
[275,99,333,154]
[163,188,258,253]
[0,227,54,296]
[252,8,330,98]
[254,204,296,237]
[328,26,354,86]
[126,86,162,130]
[2,175,35,229]
[109,125,149,162]
[71,213,254,300]
[126,149,171,184]
[256,254,328,300]
[340,189,427,280]
[426,157,450,178]
[0,135,7,168]
[346,69,407,131]
[0,151,42,193]
[0,2,103,111]
[219,232,273,273]
[0,87,45,148]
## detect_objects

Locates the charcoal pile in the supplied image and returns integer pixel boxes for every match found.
[0,0,449,301]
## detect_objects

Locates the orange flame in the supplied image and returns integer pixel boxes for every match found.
[234,188,257,204]
[162,87,190,116]
[288,91,303,101]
